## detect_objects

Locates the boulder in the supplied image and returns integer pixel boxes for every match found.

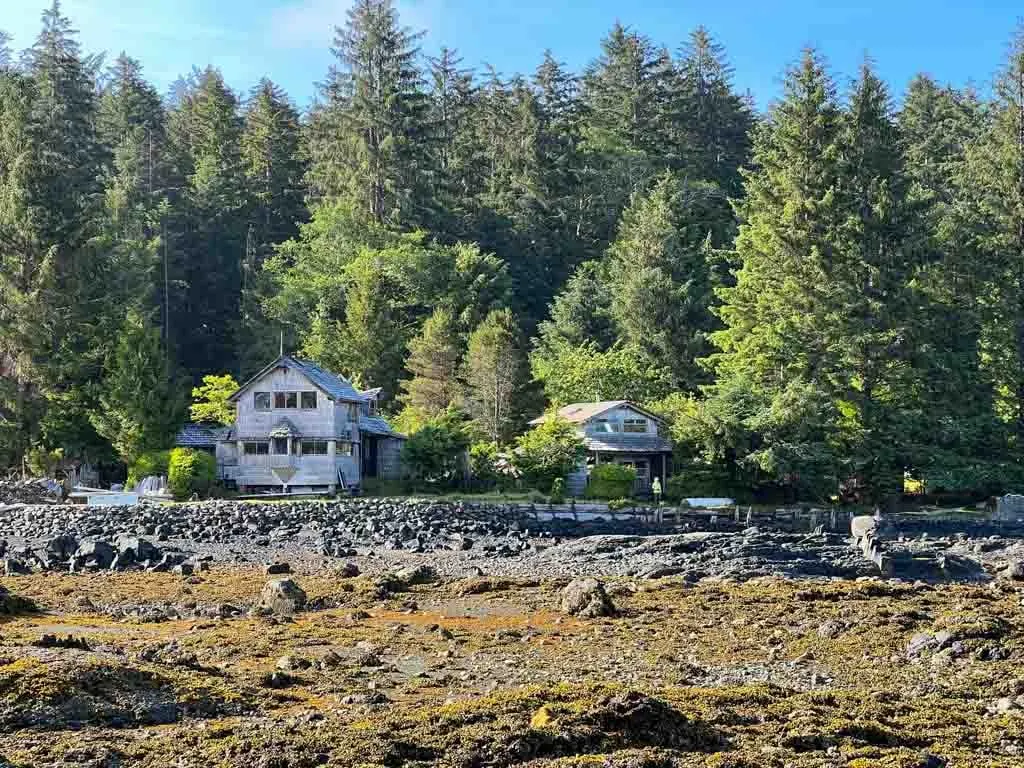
[258,578,307,615]
[45,534,79,561]
[75,540,115,570]
[561,578,616,618]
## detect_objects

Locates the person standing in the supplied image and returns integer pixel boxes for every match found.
[651,475,663,505]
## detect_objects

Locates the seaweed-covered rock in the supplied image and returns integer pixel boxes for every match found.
[0,585,36,615]
[561,578,615,618]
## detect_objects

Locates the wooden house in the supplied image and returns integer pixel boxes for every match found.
[529,401,673,496]
[175,355,404,493]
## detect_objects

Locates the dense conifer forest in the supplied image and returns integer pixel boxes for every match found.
[3,0,1024,502]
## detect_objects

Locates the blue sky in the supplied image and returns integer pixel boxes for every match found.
[3,0,1021,110]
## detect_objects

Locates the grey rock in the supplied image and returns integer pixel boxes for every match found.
[561,578,616,618]
[258,578,307,615]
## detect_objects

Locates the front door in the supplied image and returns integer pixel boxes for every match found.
[362,436,378,478]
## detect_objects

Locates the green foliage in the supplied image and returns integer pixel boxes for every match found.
[25,445,63,478]
[167,447,216,500]
[532,341,673,404]
[90,312,186,464]
[549,477,566,504]
[401,308,462,416]
[400,408,472,490]
[586,463,636,499]
[512,415,586,493]
[189,374,238,425]
[127,449,170,489]
[464,309,528,443]
[468,441,501,488]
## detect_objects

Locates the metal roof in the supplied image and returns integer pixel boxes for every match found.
[229,355,365,403]
[529,401,666,426]
[175,423,222,447]
[360,415,403,438]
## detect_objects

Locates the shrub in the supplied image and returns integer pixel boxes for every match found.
[587,463,637,499]
[513,415,586,493]
[608,498,633,511]
[127,450,170,489]
[550,477,566,504]
[469,441,501,489]
[401,408,472,491]
[25,445,63,478]
[168,448,216,500]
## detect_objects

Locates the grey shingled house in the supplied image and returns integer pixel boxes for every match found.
[529,401,673,496]
[175,355,404,494]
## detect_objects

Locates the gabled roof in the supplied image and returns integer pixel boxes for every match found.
[229,355,364,403]
[529,401,666,426]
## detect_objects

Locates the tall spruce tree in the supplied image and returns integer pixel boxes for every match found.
[957,28,1024,463]
[400,307,463,416]
[675,26,754,194]
[239,78,305,373]
[605,172,733,391]
[166,67,248,380]
[308,0,428,225]
[707,50,846,498]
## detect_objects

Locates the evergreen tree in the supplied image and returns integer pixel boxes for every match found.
[899,76,1003,488]
[308,0,428,225]
[577,23,662,245]
[423,47,477,238]
[239,78,305,373]
[957,28,1024,461]
[91,311,186,463]
[166,67,248,380]
[708,50,847,498]
[400,307,463,416]
[675,26,754,193]
[605,172,733,391]
[464,309,528,442]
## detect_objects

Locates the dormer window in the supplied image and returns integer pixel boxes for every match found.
[300,391,317,409]
[623,418,647,433]
[254,392,271,411]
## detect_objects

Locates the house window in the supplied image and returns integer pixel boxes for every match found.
[272,437,289,455]
[623,418,647,433]
[254,392,271,411]
[348,403,358,421]
[300,391,317,409]
[594,419,619,433]
[300,439,328,456]
[337,441,354,456]
[274,391,298,409]
[244,441,269,455]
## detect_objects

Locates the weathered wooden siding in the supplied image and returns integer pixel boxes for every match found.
[236,366,339,438]
[584,405,659,435]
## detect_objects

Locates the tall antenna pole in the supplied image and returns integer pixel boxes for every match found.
[279,330,284,357]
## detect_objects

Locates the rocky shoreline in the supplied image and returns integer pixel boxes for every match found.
[1,498,1022,584]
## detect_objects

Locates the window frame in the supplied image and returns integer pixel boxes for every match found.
[299,439,328,456]
[622,418,648,434]
[300,391,318,410]
[244,441,269,455]
[254,392,271,411]
[336,441,354,456]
